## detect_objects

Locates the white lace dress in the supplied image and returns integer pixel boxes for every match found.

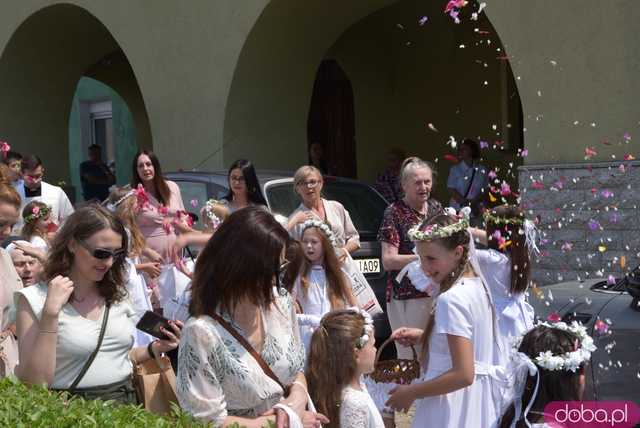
[340,381,385,428]
[177,288,306,426]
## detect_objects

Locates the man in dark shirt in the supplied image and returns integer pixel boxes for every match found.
[79,144,115,202]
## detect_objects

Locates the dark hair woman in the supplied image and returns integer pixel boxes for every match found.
[178,206,328,427]
[222,159,267,212]
[15,205,181,403]
[131,149,189,264]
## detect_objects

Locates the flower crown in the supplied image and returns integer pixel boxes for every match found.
[512,320,596,372]
[203,199,223,230]
[349,307,374,349]
[105,190,136,212]
[483,211,525,226]
[408,207,470,242]
[24,204,51,224]
[301,219,337,247]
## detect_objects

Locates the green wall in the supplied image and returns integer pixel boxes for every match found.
[68,77,138,202]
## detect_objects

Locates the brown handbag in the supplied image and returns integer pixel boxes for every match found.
[131,351,178,415]
[211,312,289,394]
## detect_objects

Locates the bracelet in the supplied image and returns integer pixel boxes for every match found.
[39,329,58,334]
[147,340,157,359]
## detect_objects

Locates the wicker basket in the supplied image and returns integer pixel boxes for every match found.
[368,337,420,385]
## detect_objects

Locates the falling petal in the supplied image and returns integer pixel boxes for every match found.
[427,123,439,132]
[598,245,607,253]
[587,219,600,231]
[444,154,459,163]
[623,154,635,161]
[601,189,614,198]
[190,199,199,208]
[546,312,560,322]
[623,132,631,142]
[621,256,626,268]
[418,16,429,26]
[594,319,609,335]
[584,147,597,160]
[607,275,616,285]
[480,140,489,149]
[448,135,458,148]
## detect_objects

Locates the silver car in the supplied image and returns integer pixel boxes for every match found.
[529,267,640,402]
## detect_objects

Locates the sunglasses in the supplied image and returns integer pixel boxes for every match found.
[78,240,125,260]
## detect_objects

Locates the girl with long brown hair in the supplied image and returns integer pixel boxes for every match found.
[469,204,536,364]
[386,213,504,427]
[306,309,383,428]
[293,220,358,351]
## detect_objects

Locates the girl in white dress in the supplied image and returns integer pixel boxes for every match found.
[106,188,163,345]
[293,220,358,350]
[20,200,54,252]
[307,309,384,428]
[498,322,594,428]
[387,213,505,428]
[470,205,536,362]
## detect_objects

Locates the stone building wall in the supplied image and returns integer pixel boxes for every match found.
[519,161,640,286]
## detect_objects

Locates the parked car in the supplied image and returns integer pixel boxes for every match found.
[165,170,394,356]
[529,266,640,402]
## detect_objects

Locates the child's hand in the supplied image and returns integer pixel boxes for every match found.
[386,384,416,413]
[391,327,423,346]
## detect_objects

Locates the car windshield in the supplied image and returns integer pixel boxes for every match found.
[265,180,387,236]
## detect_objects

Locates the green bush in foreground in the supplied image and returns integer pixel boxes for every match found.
[0,377,210,427]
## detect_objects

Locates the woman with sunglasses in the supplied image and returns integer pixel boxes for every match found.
[287,165,360,262]
[14,205,181,404]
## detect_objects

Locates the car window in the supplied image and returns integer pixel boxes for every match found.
[265,181,387,236]
[173,180,209,227]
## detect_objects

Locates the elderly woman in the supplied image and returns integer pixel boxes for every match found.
[177,206,327,427]
[15,205,181,403]
[287,165,359,259]
[0,178,23,377]
[378,157,443,359]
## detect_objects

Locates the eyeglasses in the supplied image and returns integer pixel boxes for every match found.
[230,175,245,183]
[78,240,125,261]
[298,179,320,188]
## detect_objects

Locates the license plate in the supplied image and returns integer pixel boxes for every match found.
[357,258,381,274]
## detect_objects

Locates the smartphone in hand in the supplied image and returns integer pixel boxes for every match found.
[136,311,172,340]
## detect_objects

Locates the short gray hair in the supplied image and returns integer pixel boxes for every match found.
[400,157,436,183]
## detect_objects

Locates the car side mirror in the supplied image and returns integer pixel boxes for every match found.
[624,265,640,312]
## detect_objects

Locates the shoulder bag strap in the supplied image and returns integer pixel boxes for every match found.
[462,165,478,199]
[68,304,110,391]
[210,312,286,392]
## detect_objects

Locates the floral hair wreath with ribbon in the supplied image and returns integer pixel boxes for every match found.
[301,218,337,247]
[105,189,136,212]
[24,204,52,224]
[483,209,541,256]
[512,320,596,372]
[346,307,374,349]
[407,206,471,242]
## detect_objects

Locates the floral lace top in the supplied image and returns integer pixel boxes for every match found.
[340,381,385,428]
[177,288,305,425]
[377,198,443,300]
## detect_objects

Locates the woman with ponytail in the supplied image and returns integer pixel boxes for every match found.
[306,309,383,428]
[386,213,503,427]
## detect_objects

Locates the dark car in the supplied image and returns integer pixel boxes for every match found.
[529,266,640,403]
[165,170,393,355]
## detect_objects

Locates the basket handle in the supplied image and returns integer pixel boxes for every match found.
[375,336,418,365]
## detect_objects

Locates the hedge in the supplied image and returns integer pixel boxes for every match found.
[0,377,222,427]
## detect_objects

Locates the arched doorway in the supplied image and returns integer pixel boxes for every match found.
[307,59,357,178]
[0,4,151,187]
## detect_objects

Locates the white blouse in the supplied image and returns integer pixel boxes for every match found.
[293,266,332,317]
[177,288,306,426]
[15,283,137,389]
[340,381,385,428]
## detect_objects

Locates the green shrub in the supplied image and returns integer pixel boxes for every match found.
[0,377,210,427]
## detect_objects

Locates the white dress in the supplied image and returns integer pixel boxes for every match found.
[476,249,534,364]
[124,257,154,346]
[412,277,503,428]
[340,381,385,428]
[177,288,306,426]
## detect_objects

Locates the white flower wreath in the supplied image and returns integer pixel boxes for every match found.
[348,307,374,349]
[301,218,337,247]
[512,320,596,372]
[407,206,470,242]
